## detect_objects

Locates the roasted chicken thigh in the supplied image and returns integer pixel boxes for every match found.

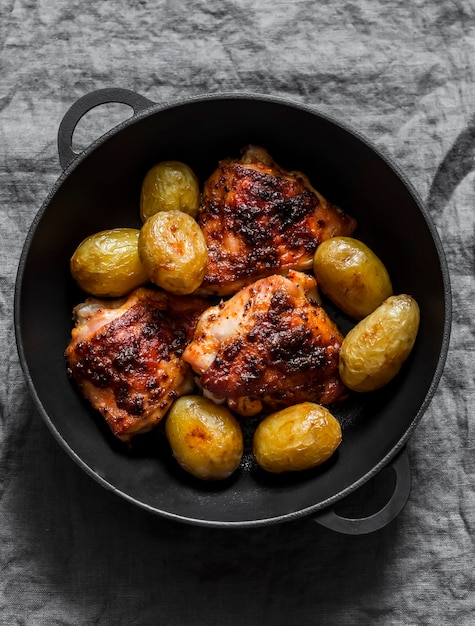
[65,287,207,442]
[183,271,347,416]
[197,145,357,296]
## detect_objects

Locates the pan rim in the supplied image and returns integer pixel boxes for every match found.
[14,90,452,527]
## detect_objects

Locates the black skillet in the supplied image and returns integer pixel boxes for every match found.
[14,88,451,533]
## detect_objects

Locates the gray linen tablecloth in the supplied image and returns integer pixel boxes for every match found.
[1,1,474,624]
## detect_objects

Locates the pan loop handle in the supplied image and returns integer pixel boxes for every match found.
[312,447,411,535]
[57,87,156,170]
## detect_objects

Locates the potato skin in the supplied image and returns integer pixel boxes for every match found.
[339,294,420,392]
[138,210,208,295]
[70,228,148,297]
[140,160,200,222]
[165,395,244,480]
[313,236,393,320]
[252,402,342,474]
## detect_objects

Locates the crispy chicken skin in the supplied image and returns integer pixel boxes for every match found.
[183,271,347,416]
[197,145,357,296]
[65,287,208,442]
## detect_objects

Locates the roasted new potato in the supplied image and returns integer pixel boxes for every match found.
[313,236,393,319]
[339,294,420,392]
[138,210,208,295]
[165,395,244,481]
[140,160,200,222]
[70,228,148,297]
[252,402,342,474]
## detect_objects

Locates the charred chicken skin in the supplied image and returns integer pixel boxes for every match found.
[183,271,347,416]
[65,287,207,442]
[197,145,357,296]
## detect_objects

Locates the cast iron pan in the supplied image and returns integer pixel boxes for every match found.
[14,88,451,533]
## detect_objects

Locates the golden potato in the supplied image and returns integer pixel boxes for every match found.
[339,294,420,392]
[70,228,148,297]
[314,236,393,319]
[165,395,244,481]
[140,160,200,222]
[138,210,208,295]
[253,402,342,474]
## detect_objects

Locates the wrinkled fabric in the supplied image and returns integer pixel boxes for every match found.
[1,1,474,624]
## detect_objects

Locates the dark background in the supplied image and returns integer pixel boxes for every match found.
[1,1,473,623]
